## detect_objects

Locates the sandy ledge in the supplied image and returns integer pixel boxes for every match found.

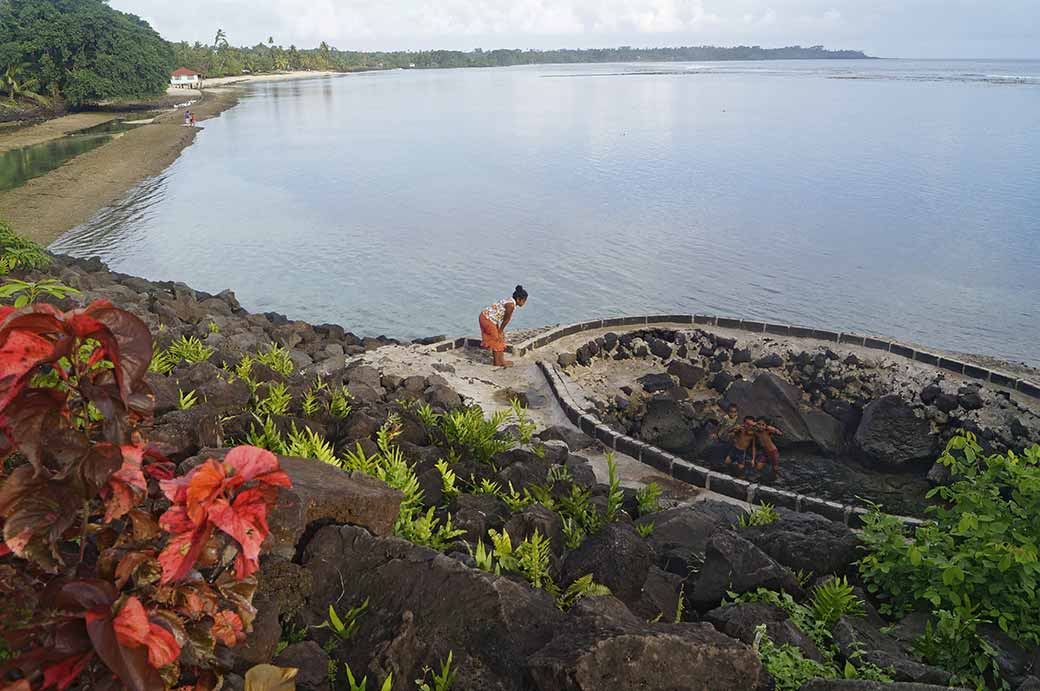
[0,71,345,245]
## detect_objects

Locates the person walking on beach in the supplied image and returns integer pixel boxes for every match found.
[184,110,191,126]
[479,285,528,367]
[190,112,197,127]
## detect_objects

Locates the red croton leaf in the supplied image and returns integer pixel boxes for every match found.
[113,596,182,669]
[207,488,272,579]
[210,610,244,647]
[75,303,153,405]
[184,460,227,525]
[223,446,291,490]
[85,604,164,691]
[0,304,73,413]
[0,467,79,568]
[101,444,151,523]
[0,387,66,471]
[158,523,214,584]
[0,680,31,691]
[42,651,93,690]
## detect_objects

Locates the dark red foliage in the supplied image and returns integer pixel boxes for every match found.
[0,302,289,690]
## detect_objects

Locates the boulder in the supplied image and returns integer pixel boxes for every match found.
[643,503,744,577]
[526,599,767,691]
[668,361,707,388]
[301,525,565,690]
[638,372,676,393]
[426,385,462,410]
[150,407,224,460]
[754,353,784,369]
[272,642,330,691]
[185,450,404,559]
[505,505,566,557]
[741,509,861,577]
[638,397,696,451]
[706,602,825,661]
[832,616,952,685]
[934,393,959,413]
[731,348,752,365]
[853,396,937,467]
[558,353,578,368]
[630,566,684,622]
[711,371,736,394]
[722,373,844,455]
[560,524,652,606]
[959,390,984,411]
[452,493,510,544]
[649,339,674,360]
[692,530,803,611]
[800,682,967,691]
[538,425,595,451]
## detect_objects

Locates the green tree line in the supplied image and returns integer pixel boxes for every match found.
[1,0,869,109]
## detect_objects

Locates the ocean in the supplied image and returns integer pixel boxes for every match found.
[51,59,1040,363]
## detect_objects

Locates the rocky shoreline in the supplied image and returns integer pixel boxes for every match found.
[3,254,1039,690]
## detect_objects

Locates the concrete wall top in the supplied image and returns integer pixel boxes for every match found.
[425,314,1038,401]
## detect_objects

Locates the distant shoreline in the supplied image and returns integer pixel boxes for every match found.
[0,71,345,245]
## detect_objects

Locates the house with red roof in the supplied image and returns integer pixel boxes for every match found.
[170,68,201,89]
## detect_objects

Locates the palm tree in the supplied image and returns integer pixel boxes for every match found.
[2,64,49,106]
[213,28,228,49]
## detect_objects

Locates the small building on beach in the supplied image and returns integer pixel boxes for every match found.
[170,68,201,89]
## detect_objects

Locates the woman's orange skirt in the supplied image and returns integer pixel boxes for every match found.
[479,313,506,352]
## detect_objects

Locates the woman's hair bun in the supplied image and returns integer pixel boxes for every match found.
[515,284,523,292]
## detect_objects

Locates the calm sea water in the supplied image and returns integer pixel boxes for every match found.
[52,60,1040,363]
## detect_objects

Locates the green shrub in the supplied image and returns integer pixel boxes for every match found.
[166,335,214,363]
[635,482,662,516]
[739,502,780,527]
[416,651,457,691]
[256,381,292,416]
[177,388,199,410]
[0,220,50,273]
[810,577,865,629]
[0,278,80,307]
[858,433,1040,686]
[256,342,294,376]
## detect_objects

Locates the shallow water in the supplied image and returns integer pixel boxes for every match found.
[1,134,111,191]
[52,59,1040,363]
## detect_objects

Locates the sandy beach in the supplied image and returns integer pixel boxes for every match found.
[0,71,344,245]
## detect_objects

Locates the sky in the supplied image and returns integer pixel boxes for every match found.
[111,0,1040,59]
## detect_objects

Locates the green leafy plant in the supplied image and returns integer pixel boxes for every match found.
[177,388,199,410]
[167,334,214,363]
[858,433,1040,687]
[636,521,655,538]
[257,381,292,416]
[246,413,288,454]
[562,516,587,549]
[471,478,502,496]
[739,502,780,527]
[148,344,177,374]
[753,625,835,691]
[286,424,338,466]
[635,482,662,516]
[912,604,1004,690]
[416,651,457,691]
[323,597,369,642]
[436,459,460,499]
[344,664,392,691]
[256,342,295,376]
[810,576,865,629]
[556,575,611,612]
[605,453,624,522]
[0,278,80,307]
[207,320,220,334]
[501,481,535,512]
[673,583,687,623]
[0,221,51,273]
[302,388,322,416]
[469,539,499,574]
[329,385,354,419]
[510,397,537,445]
[397,507,467,550]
